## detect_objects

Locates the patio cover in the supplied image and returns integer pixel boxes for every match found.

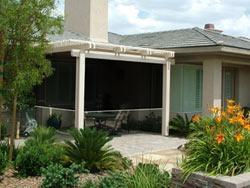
[47,40,175,136]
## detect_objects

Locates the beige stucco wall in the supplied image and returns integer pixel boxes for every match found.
[238,67,250,107]
[202,59,222,114]
[64,0,108,42]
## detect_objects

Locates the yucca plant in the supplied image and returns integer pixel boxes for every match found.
[64,128,126,172]
[169,114,191,137]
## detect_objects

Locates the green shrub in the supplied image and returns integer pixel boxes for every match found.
[98,171,128,188]
[181,101,250,178]
[82,163,170,188]
[15,143,64,177]
[25,126,56,146]
[15,127,64,177]
[69,162,89,174]
[0,141,8,175]
[64,128,127,172]
[41,163,79,188]
[169,114,191,136]
[81,171,128,188]
[127,163,170,188]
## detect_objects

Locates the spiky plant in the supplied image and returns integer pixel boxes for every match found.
[169,114,191,136]
[26,127,56,146]
[64,128,125,172]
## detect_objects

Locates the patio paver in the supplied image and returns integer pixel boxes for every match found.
[110,132,187,157]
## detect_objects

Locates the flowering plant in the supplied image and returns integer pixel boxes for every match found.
[181,100,250,177]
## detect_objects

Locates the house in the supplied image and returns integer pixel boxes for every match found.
[109,25,250,116]
[35,0,250,136]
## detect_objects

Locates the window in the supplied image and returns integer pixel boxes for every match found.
[222,68,237,107]
[170,64,203,113]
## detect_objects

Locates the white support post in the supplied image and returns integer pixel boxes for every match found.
[162,61,171,136]
[74,52,86,129]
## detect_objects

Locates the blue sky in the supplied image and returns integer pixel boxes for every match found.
[56,0,250,38]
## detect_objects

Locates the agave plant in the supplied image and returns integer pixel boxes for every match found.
[64,128,125,172]
[25,127,56,146]
[169,114,191,137]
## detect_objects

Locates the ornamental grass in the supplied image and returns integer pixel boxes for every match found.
[181,100,250,178]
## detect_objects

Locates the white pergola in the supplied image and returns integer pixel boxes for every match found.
[49,40,175,136]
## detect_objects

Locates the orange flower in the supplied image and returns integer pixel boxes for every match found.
[221,111,227,118]
[227,106,234,114]
[243,124,250,131]
[216,133,225,144]
[192,114,200,123]
[234,133,244,142]
[229,117,237,124]
[215,116,222,123]
[210,107,220,115]
[227,99,235,106]
[237,117,245,126]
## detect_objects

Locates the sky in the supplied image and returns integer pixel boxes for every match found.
[56,0,250,38]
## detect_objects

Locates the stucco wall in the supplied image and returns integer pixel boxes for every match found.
[238,67,250,107]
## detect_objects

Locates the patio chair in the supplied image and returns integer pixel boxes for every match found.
[23,112,38,137]
[105,111,129,134]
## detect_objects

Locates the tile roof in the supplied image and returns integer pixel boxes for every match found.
[49,27,250,50]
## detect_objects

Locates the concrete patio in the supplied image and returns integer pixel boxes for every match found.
[110,132,186,157]
[109,132,187,170]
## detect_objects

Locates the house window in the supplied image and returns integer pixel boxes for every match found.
[170,64,203,113]
[222,68,237,107]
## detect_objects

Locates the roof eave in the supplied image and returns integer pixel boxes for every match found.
[165,45,250,56]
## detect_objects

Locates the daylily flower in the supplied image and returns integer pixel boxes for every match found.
[215,116,222,124]
[235,133,244,142]
[227,99,235,106]
[216,133,225,144]
[243,124,250,131]
[192,114,200,123]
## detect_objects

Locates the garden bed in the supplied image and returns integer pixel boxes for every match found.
[0,169,106,188]
[172,168,250,188]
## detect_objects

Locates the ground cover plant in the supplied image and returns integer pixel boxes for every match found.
[182,100,250,177]
[41,163,79,188]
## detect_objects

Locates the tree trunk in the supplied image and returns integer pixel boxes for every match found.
[0,31,4,141]
[9,93,17,161]
[0,61,2,141]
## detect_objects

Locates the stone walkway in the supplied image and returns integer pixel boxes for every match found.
[110,132,187,170]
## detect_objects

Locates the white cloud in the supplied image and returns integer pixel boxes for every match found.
[57,0,250,38]
[109,0,250,37]
[109,3,164,34]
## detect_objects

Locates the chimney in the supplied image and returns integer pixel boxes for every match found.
[65,0,108,43]
[204,23,215,30]
[204,23,223,33]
